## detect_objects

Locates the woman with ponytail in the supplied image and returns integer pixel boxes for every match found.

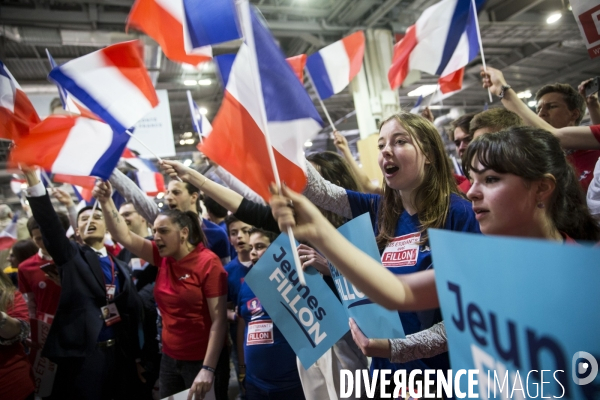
[93,181,228,400]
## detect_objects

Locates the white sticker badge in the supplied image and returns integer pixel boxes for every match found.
[247,320,274,345]
[381,232,421,267]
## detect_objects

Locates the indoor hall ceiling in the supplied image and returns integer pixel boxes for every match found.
[0,0,591,176]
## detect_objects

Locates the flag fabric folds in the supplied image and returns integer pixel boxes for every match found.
[121,149,166,196]
[182,0,241,49]
[200,9,323,200]
[0,61,41,140]
[305,31,365,100]
[128,0,212,67]
[10,115,130,181]
[46,49,100,120]
[409,95,424,114]
[187,92,213,137]
[48,40,159,134]
[388,0,486,93]
[286,54,307,82]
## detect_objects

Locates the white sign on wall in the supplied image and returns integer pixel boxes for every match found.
[129,89,176,158]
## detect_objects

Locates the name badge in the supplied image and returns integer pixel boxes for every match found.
[247,320,274,345]
[381,233,421,267]
[101,303,121,326]
[105,284,116,301]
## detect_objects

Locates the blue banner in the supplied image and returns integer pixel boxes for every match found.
[430,229,600,399]
[244,233,349,369]
[331,213,405,339]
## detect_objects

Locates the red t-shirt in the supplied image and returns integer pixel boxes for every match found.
[18,253,61,322]
[0,291,35,400]
[591,124,600,144]
[152,242,227,361]
[566,149,600,191]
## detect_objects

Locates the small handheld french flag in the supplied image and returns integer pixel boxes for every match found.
[10,115,129,180]
[0,61,41,140]
[48,40,159,134]
[305,31,365,100]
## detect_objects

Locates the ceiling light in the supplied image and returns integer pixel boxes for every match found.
[156,192,165,199]
[198,79,212,86]
[199,107,208,115]
[183,159,193,167]
[182,131,193,138]
[527,100,537,107]
[517,90,532,99]
[179,139,186,145]
[546,12,562,24]
[158,202,164,208]
[304,140,313,147]
[184,138,195,145]
[407,85,438,97]
[184,79,198,86]
[568,4,572,11]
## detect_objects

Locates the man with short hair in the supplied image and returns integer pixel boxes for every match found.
[481,67,600,190]
[450,112,477,160]
[18,214,70,323]
[22,168,143,400]
[469,108,523,138]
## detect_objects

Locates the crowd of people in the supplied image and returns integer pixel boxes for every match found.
[1,64,599,400]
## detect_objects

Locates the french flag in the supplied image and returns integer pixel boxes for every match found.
[187,91,212,137]
[10,115,129,180]
[286,54,307,82]
[305,31,365,100]
[48,40,159,134]
[388,0,486,94]
[409,95,424,114]
[0,61,41,140]
[128,0,212,67]
[53,174,96,203]
[121,149,165,196]
[199,9,323,200]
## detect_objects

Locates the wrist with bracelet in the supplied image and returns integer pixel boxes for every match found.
[201,365,216,374]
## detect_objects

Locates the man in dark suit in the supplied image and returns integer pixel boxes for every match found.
[23,168,143,400]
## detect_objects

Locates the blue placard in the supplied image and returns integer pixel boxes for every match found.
[331,213,405,339]
[244,233,349,369]
[430,229,600,399]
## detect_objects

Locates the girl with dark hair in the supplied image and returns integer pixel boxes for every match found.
[5,239,38,286]
[93,181,228,400]
[302,112,480,391]
[463,126,600,241]
[0,269,35,400]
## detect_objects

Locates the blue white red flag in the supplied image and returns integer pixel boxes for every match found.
[200,7,323,200]
[305,31,365,100]
[48,40,159,134]
[128,0,213,67]
[121,148,165,196]
[186,91,212,137]
[409,95,424,114]
[10,115,130,180]
[182,0,241,49]
[0,61,41,140]
[388,0,486,93]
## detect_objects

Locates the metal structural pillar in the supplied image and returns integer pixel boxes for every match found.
[351,28,399,140]
[351,28,399,185]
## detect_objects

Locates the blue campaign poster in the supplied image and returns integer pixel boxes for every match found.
[332,213,405,339]
[244,233,349,369]
[430,229,600,400]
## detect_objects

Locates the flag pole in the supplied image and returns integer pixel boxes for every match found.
[471,0,493,103]
[238,0,307,286]
[186,90,203,144]
[304,67,336,132]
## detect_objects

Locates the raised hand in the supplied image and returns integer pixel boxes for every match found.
[92,180,112,204]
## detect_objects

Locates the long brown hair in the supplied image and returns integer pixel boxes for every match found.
[463,126,600,241]
[0,269,15,312]
[376,112,459,248]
